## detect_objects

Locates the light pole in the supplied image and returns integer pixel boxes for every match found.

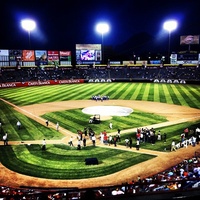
[96,22,110,64]
[21,19,36,49]
[163,20,177,64]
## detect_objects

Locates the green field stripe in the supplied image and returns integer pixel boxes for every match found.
[104,83,123,99]
[135,83,147,100]
[113,117,137,129]
[71,83,115,100]
[118,83,134,99]
[141,83,150,101]
[158,84,167,103]
[147,83,154,101]
[111,83,129,99]
[153,84,160,102]
[126,83,137,100]
[176,85,193,107]
[123,83,136,100]
[169,85,189,107]
[130,83,143,100]
[45,85,81,99]
[161,84,173,104]
[2,86,60,105]
[167,85,182,106]
[84,83,113,98]
[42,84,89,101]
[183,85,200,108]
[50,109,88,128]
[29,85,87,103]
[46,84,87,101]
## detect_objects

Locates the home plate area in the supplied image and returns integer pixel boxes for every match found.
[82,106,133,121]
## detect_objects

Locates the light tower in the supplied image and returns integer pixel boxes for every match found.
[163,20,178,64]
[21,19,36,49]
[96,22,110,64]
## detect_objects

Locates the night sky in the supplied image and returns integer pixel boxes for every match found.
[0,0,199,54]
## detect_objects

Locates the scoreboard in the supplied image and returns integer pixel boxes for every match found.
[171,52,200,64]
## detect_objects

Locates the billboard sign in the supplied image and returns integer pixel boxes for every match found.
[76,44,101,64]
[22,50,35,61]
[180,35,199,45]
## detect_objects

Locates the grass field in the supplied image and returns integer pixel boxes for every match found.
[0,82,200,179]
[0,83,199,107]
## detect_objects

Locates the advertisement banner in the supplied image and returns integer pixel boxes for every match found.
[0,50,9,56]
[22,50,35,61]
[59,51,71,61]
[9,50,22,61]
[35,50,48,65]
[0,79,84,88]
[48,51,59,61]
[47,50,59,65]
[0,49,9,62]
[180,35,199,45]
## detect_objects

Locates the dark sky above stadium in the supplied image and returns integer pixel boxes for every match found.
[0,0,199,52]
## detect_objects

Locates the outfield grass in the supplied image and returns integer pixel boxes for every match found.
[0,145,155,179]
[0,83,200,179]
[0,83,200,108]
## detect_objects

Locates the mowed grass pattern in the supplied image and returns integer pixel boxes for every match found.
[42,108,167,134]
[1,83,200,108]
[0,145,155,179]
[0,83,200,179]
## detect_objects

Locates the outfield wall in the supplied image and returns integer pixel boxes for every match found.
[0,79,84,88]
[1,78,200,88]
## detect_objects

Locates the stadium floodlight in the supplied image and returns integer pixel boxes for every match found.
[21,19,36,49]
[163,20,178,64]
[96,22,110,64]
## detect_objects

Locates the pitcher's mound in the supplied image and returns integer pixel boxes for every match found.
[82,106,133,117]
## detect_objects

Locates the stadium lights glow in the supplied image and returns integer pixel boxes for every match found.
[95,22,110,64]
[96,23,110,35]
[163,20,177,33]
[21,19,36,49]
[163,20,178,64]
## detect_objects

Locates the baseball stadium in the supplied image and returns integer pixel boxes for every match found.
[0,50,200,200]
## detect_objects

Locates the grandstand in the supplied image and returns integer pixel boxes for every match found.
[0,64,200,85]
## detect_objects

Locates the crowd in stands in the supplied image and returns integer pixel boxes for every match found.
[0,65,200,83]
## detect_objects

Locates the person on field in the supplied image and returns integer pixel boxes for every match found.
[56,122,59,131]
[69,136,74,146]
[125,138,129,148]
[83,137,86,147]
[3,132,8,146]
[117,129,121,142]
[92,135,96,146]
[109,122,113,129]
[42,139,46,150]
[129,138,133,149]
[77,140,81,150]
[113,136,117,147]
[17,120,21,130]
[171,140,176,152]
[136,139,140,150]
